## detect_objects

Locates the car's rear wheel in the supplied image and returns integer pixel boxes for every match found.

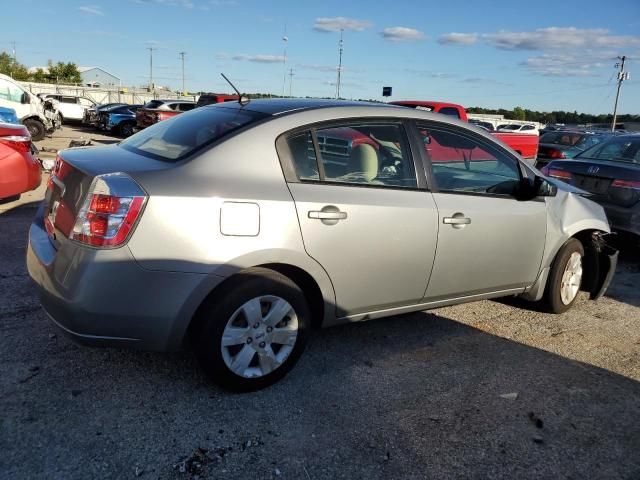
[544,238,584,313]
[194,268,310,392]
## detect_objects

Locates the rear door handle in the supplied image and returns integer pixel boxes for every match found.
[308,211,347,220]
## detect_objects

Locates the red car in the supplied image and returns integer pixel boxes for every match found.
[135,99,196,130]
[0,123,41,201]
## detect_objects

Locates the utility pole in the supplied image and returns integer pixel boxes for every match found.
[611,55,629,132]
[147,46,156,92]
[336,29,344,99]
[179,51,186,94]
[288,68,294,97]
[282,26,288,97]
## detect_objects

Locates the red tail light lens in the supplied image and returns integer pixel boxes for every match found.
[0,135,32,153]
[542,167,572,181]
[611,179,640,190]
[71,173,146,248]
[549,149,566,159]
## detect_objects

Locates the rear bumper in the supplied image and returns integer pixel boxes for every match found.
[0,150,42,199]
[27,207,220,351]
[601,202,640,237]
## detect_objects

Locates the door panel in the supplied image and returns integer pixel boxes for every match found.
[415,122,547,299]
[425,193,546,299]
[289,183,438,315]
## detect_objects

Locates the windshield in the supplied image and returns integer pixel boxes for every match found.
[120,106,266,161]
[576,137,640,164]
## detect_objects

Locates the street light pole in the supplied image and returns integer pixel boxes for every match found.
[179,51,186,94]
[147,46,156,92]
[336,29,343,99]
[282,28,288,97]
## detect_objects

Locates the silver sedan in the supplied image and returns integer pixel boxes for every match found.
[27,99,618,391]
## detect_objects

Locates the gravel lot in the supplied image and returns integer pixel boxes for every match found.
[1,126,639,479]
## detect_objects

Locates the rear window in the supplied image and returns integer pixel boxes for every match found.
[540,132,585,146]
[144,100,164,109]
[120,106,266,161]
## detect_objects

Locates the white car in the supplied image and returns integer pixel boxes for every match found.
[497,123,539,134]
[39,94,95,122]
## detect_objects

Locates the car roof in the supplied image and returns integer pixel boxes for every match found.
[209,98,395,116]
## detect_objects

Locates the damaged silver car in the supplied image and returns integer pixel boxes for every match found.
[27,98,618,391]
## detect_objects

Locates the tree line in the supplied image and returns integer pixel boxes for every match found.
[0,52,81,84]
[466,105,638,125]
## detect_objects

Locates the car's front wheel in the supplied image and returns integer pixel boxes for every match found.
[194,268,310,392]
[544,238,585,313]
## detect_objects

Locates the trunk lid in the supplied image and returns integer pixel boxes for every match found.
[43,145,173,249]
[547,159,640,207]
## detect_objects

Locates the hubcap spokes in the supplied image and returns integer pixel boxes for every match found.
[221,295,298,378]
[560,252,583,305]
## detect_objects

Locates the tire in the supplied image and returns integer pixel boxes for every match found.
[23,119,45,141]
[543,238,585,313]
[193,267,310,392]
[119,122,134,137]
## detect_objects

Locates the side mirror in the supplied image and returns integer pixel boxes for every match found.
[21,92,31,104]
[516,176,557,200]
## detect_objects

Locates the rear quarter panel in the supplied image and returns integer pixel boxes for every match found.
[493,132,539,160]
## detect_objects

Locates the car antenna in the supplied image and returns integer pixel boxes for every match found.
[220,73,250,106]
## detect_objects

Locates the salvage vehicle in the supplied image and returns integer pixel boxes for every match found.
[541,134,640,237]
[83,103,126,126]
[39,94,95,123]
[0,112,41,201]
[135,99,195,130]
[0,73,54,141]
[28,99,617,392]
[391,100,539,162]
[98,104,142,137]
[536,130,613,167]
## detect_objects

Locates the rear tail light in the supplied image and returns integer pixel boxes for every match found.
[611,179,640,190]
[541,166,572,181]
[549,149,566,159]
[71,173,147,248]
[0,134,32,154]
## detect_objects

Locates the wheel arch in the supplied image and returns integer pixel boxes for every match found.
[181,260,334,349]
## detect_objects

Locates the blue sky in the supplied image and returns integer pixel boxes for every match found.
[4,0,640,114]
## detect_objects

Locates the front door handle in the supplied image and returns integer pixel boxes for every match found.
[443,213,471,229]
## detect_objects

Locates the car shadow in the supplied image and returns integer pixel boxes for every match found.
[3,205,639,478]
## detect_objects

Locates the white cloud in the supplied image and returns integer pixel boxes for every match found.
[79,5,104,15]
[232,54,285,63]
[405,69,456,79]
[299,64,339,72]
[438,33,478,45]
[381,27,425,42]
[313,17,372,33]
[484,27,640,51]
[521,53,605,77]
[133,0,196,8]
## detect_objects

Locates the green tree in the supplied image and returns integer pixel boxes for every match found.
[512,106,526,121]
[0,51,30,80]
[45,60,82,84]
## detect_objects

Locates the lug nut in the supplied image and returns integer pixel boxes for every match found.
[259,342,266,348]
[253,323,260,329]
[266,326,273,333]
[246,338,253,344]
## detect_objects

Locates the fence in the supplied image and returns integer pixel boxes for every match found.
[18,81,198,105]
